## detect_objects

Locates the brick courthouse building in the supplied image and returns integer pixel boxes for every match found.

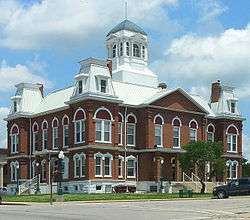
[5,20,244,193]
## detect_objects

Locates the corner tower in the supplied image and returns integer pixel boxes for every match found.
[106,19,158,88]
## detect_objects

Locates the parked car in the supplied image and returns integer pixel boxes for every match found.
[213,178,250,199]
[0,187,8,204]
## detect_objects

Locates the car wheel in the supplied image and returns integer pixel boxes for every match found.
[217,191,226,199]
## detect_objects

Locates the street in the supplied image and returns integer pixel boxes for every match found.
[1,197,250,220]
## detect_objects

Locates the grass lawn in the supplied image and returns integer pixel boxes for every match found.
[2,193,212,203]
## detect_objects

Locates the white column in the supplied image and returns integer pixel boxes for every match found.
[0,164,3,188]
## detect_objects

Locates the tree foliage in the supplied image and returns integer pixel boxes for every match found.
[180,141,225,193]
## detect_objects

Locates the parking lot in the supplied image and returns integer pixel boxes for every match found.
[0,196,250,220]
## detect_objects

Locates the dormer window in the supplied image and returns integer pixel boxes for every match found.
[100,80,107,93]
[112,44,116,58]
[78,80,83,94]
[133,44,140,57]
[126,42,130,56]
[13,101,17,113]
[230,102,236,113]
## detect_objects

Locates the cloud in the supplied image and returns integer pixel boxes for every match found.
[243,134,250,160]
[0,0,178,50]
[0,59,52,93]
[0,107,9,148]
[152,24,250,99]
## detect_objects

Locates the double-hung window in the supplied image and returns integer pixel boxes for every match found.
[227,126,238,152]
[154,115,163,147]
[118,157,123,177]
[207,124,215,142]
[10,125,19,154]
[95,155,102,177]
[32,123,39,152]
[127,158,136,178]
[104,156,111,177]
[189,120,198,142]
[126,114,136,147]
[74,109,86,144]
[42,123,48,150]
[52,118,59,149]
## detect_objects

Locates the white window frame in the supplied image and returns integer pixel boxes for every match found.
[154,124,163,147]
[118,122,123,145]
[127,123,136,147]
[41,160,46,181]
[227,134,237,153]
[103,154,112,177]
[126,156,136,178]
[33,130,38,152]
[226,160,238,179]
[73,154,80,178]
[126,42,130,56]
[10,161,19,182]
[74,119,85,144]
[95,119,112,143]
[207,132,214,142]
[118,156,124,178]
[31,160,36,178]
[52,126,59,149]
[42,128,48,150]
[10,133,19,154]
[189,128,197,142]
[173,126,181,148]
[95,153,103,177]
[133,43,140,57]
[63,124,69,148]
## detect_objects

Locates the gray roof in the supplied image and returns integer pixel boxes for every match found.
[107,19,147,36]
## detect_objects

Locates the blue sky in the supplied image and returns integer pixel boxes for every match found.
[0,0,249,158]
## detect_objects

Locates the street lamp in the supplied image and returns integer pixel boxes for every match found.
[35,162,41,194]
[16,163,20,195]
[58,151,64,195]
[160,159,164,193]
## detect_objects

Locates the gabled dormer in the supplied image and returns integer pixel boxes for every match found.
[70,58,119,103]
[9,83,43,116]
[210,80,241,118]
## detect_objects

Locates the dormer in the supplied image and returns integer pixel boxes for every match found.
[9,83,43,116]
[210,80,241,117]
[70,58,118,102]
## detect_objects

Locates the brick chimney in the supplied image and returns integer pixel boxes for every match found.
[107,60,112,77]
[210,80,221,103]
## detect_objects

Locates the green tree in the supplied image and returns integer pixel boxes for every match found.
[180,141,225,194]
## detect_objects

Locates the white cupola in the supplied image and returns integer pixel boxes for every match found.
[106,19,158,88]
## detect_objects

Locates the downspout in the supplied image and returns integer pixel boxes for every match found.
[29,118,32,180]
[124,107,127,183]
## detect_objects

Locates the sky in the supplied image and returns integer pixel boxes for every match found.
[0,0,249,159]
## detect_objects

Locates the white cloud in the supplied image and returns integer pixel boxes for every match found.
[243,134,250,161]
[0,59,51,93]
[0,107,9,148]
[0,0,177,50]
[152,24,250,99]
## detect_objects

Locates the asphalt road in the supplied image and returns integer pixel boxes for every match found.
[1,197,250,220]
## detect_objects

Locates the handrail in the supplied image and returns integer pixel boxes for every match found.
[182,172,201,192]
[191,173,201,182]
[18,175,39,195]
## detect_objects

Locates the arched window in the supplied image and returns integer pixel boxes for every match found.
[62,156,69,179]
[226,160,238,179]
[73,153,86,178]
[94,108,113,143]
[118,113,123,145]
[226,125,238,152]
[74,109,86,144]
[126,114,137,146]
[154,115,164,147]
[31,160,36,178]
[41,160,46,181]
[120,42,123,56]
[103,153,113,177]
[189,120,198,142]
[126,42,130,56]
[207,124,215,142]
[42,120,48,150]
[126,155,136,178]
[62,115,69,147]
[112,44,116,58]
[10,124,19,154]
[118,155,124,178]
[172,117,182,148]
[94,153,103,177]
[133,44,140,57]
[52,118,59,149]
[32,122,39,152]
[142,46,145,59]
[10,161,19,182]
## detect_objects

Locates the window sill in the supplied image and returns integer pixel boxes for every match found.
[127,176,136,179]
[95,175,103,178]
[95,141,112,144]
[173,146,181,149]
[118,176,123,179]
[227,151,238,153]
[127,144,135,147]
[104,175,112,178]
[74,141,85,145]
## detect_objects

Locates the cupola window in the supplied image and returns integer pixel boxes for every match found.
[230,102,236,113]
[126,42,130,56]
[13,101,17,113]
[120,42,123,56]
[112,44,117,58]
[78,80,83,94]
[133,44,140,57]
[142,46,145,59]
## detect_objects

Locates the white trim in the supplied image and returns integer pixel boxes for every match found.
[226,124,239,135]
[126,155,136,178]
[73,108,86,121]
[226,160,238,179]
[74,119,86,144]
[32,122,39,132]
[10,124,19,135]
[95,119,112,143]
[172,116,182,127]
[42,120,48,129]
[126,113,137,123]
[93,107,114,121]
[153,114,164,124]
[173,126,181,148]
[52,117,59,127]
[154,124,163,147]
[63,124,69,148]
[189,119,198,129]
[206,123,215,133]
[118,155,124,178]
[127,123,136,147]
[94,152,103,177]
[62,114,70,125]
[118,112,124,122]
[103,153,112,177]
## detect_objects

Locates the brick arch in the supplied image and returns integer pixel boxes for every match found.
[32,122,39,132]
[52,117,59,128]
[172,116,182,127]
[118,113,124,122]
[126,113,137,123]
[154,114,164,125]
[94,107,113,121]
[189,119,198,129]
[10,124,19,134]
[207,123,215,133]
[42,120,48,130]
[226,124,239,135]
[62,115,69,125]
[73,108,86,121]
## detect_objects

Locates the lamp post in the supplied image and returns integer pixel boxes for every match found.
[16,163,20,195]
[160,159,164,193]
[35,162,41,194]
[57,151,64,196]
